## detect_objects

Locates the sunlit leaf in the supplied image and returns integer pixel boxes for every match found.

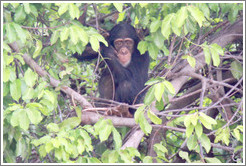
[23,3,31,14]
[69,3,80,19]
[205,157,222,163]
[10,79,21,102]
[187,134,197,150]
[200,133,211,153]
[58,3,68,16]
[161,14,175,39]
[179,151,191,163]
[188,6,205,27]
[175,6,188,27]
[33,40,43,58]
[150,20,161,33]
[230,60,243,79]
[187,56,196,68]
[154,82,165,102]
[138,40,148,54]
[112,128,122,149]
[113,3,123,12]
[60,27,69,41]
[195,122,203,138]
[186,124,194,138]
[24,68,38,87]
[144,86,155,105]
[147,109,162,124]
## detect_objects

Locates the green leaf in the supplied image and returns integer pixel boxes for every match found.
[196,4,210,19]
[139,113,152,135]
[33,39,43,58]
[203,46,211,65]
[211,43,224,56]
[30,4,38,17]
[26,108,42,125]
[200,133,211,153]
[94,33,108,46]
[153,30,164,49]
[58,3,68,16]
[112,128,122,149]
[215,127,230,146]
[187,6,205,27]
[59,117,81,130]
[43,90,56,105]
[50,30,59,45]
[210,45,220,67]
[179,151,191,163]
[69,3,80,19]
[90,35,100,52]
[144,86,155,105]
[16,138,27,158]
[134,105,145,123]
[60,27,69,41]
[187,134,197,151]
[154,143,168,155]
[145,77,163,86]
[76,139,85,154]
[161,14,175,39]
[205,157,222,163]
[186,124,194,138]
[69,26,79,45]
[184,115,192,127]
[228,4,239,23]
[175,6,188,27]
[117,11,125,23]
[45,142,53,153]
[75,26,89,45]
[3,67,10,82]
[147,109,162,125]
[234,145,243,153]
[127,147,141,157]
[24,68,38,87]
[47,123,59,133]
[154,82,165,102]
[155,97,164,111]
[137,40,148,54]
[3,42,11,52]
[163,80,176,95]
[10,109,21,127]
[187,56,196,68]
[99,120,113,142]
[195,122,203,138]
[14,6,26,23]
[6,23,17,43]
[199,112,217,125]
[148,43,158,59]
[191,113,198,126]
[113,3,123,12]
[10,79,21,102]
[230,60,243,79]
[19,110,30,131]
[13,23,27,44]
[23,3,31,14]
[80,129,93,151]
[150,20,161,33]
[143,156,153,163]
[22,87,35,101]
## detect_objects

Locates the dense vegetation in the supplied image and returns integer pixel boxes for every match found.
[2,3,243,163]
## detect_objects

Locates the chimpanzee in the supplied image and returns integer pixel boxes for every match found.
[75,23,149,114]
[99,23,149,114]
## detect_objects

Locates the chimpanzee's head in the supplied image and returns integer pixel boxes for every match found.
[108,23,140,67]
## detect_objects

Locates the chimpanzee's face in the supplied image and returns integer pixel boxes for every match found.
[113,38,134,67]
